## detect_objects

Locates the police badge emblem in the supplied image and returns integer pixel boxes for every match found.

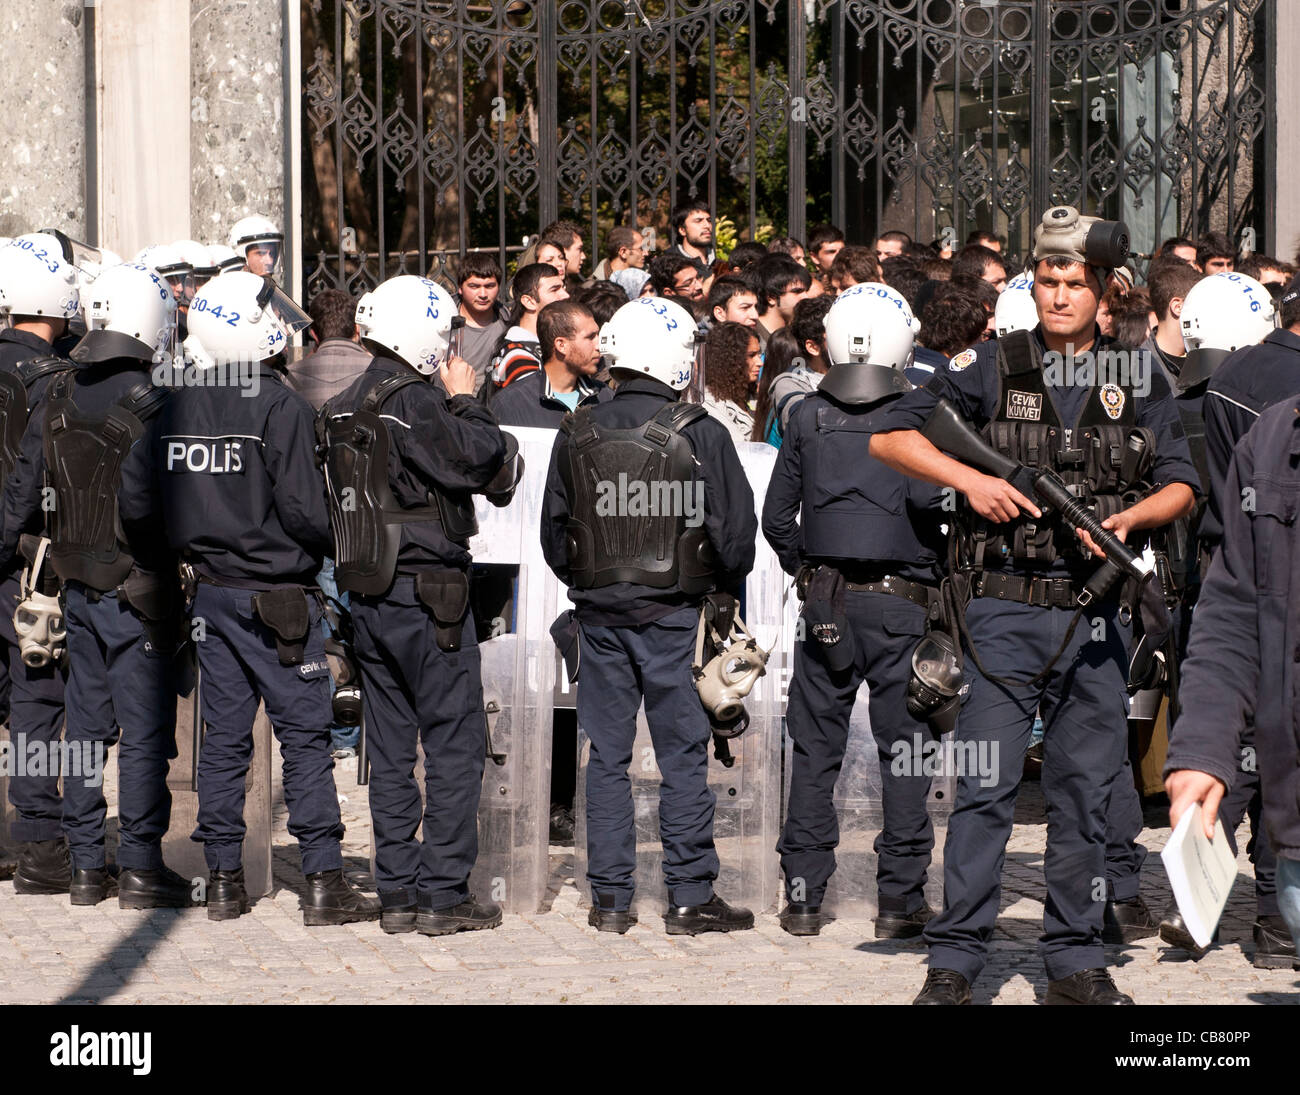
[1100,383,1125,420]
[948,348,977,372]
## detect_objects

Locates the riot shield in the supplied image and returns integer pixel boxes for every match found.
[574,441,785,916]
[164,687,274,900]
[364,425,557,915]
[0,721,13,852]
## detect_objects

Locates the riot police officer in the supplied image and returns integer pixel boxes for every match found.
[162,271,377,925]
[540,296,758,934]
[871,207,1200,1004]
[322,275,514,935]
[228,216,283,279]
[0,239,77,893]
[2,262,190,907]
[762,282,947,938]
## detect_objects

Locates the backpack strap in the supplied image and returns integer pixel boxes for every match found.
[362,371,427,413]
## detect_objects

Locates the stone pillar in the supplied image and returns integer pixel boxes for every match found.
[189,0,286,258]
[1272,2,1300,261]
[0,2,87,239]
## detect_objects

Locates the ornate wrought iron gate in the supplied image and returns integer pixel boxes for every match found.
[302,0,1269,295]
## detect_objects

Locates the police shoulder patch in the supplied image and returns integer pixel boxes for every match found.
[948,348,977,372]
[1099,383,1125,420]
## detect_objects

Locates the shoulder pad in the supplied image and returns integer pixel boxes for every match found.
[654,401,708,431]
[362,371,425,413]
[561,404,596,438]
[15,355,68,388]
[119,380,168,422]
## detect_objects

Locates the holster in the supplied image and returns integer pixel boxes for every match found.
[251,586,312,666]
[801,565,855,672]
[119,566,180,654]
[415,568,470,652]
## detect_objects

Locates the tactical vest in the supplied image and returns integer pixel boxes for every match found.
[43,371,167,591]
[0,355,69,486]
[558,401,718,592]
[799,394,938,566]
[959,330,1154,570]
[322,371,479,597]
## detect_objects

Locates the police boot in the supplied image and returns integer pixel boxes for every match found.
[588,906,638,934]
[1045,968,1134,1005]
[0,844,17,882]
[381,906,417,934]
[875,903,934,940]
[1251,915,1299,970]
[778,903,825,937]
[1158,901,1215,958]
[913,969,972,1005]
[207,869,250,922]
[301,869,381,926]
[119,866,194,910]
[70,866,120,906]
[416,895,503,936]
[664,894,754,936]
[1102,895,1157,944]
[12,837,72,894]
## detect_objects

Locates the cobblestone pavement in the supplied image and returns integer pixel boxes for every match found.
[1,755,1296,1006]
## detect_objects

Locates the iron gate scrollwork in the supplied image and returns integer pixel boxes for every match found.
[302,0,1269,297]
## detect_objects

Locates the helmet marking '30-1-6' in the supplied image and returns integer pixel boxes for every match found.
[1176,270,1277,392]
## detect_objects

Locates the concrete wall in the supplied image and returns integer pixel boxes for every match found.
[189,0,286,257]
[0,3,87,239]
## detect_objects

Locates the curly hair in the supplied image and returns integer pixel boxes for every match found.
[705,321,759,408]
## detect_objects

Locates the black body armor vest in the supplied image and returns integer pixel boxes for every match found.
[558,401,718,592]
[0,355,69,486]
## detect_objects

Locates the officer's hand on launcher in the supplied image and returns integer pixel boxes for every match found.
[963,473,1040,524]
[1074,509,1135,559]
[439,355,476,398]
[1165,769,1225,840]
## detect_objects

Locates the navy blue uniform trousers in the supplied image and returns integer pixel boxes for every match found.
[780,590,935,911]
[192,582,343,874]
[63,584,176,870]
[925,596,1132,983]
[352,576,486,911]
[578,605,718,910]
[0,572,66,841]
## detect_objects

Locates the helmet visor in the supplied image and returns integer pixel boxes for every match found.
[244,241,282,276]
[256,278,311,335]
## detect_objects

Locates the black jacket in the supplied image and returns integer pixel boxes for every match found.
[1166,396,1300,859]
[489,367,611,429]
[541,376,757,625]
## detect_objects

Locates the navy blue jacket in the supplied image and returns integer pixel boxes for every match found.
[489,367,611,429]
[876,327,1202,576]
[762,368,945,580]
[1,359,169,575]
[1199,329,1300,548]
[1166,397,1300,859]
[541,376,757,625]
[156,364,330,585]
[328,355,507,572]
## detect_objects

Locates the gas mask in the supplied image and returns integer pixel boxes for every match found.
[906,631,967,734]
[324,635,362,727]
[1032,206,1130,271]
[692,596,770,765]
[14,537,65,668]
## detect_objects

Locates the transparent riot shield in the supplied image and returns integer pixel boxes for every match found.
[463,426,558,913]
[778,599,954,919]
[0,721,13,850]
[574,441,785,916]
[164,683,274,899]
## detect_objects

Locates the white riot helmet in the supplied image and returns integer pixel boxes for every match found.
[1177,271,1277,391]
[184,270,310,369]
[135,243,195,305]
[0,238,80,324]
[70,262,177,364]
[208,243,244,274]
[598,296,698,390]
[173,240,217,286]
[995,271,1039,336]
[229,215,283,276]
[354,275,456,375]
[819,281,920,405]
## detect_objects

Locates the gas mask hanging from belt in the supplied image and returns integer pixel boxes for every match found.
[906,631,967,735]
[14,536,65,668]
[692,593,771,766]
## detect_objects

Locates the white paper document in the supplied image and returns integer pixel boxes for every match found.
[1160,803,1238,949]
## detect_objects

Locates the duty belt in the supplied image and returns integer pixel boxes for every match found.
[842,573,935,610]
[973,571,1082,609]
